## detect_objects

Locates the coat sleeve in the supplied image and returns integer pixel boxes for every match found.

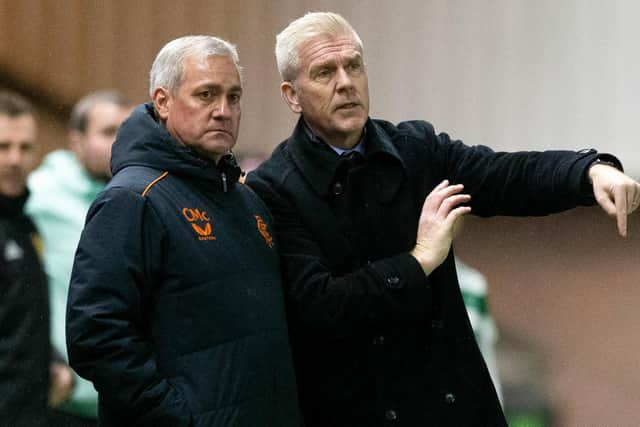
[247,173,431,340]
[66,187,192,426]
[423,124,618,217]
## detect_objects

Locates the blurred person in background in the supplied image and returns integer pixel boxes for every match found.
[453,217,503,403]
[65,36,299,426]
[0,89,73,426]
[455,257,502,401]
[247,11,640,427]
[26,89,132,426]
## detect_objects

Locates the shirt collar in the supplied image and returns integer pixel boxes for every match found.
[302,119,366,156]
[288,117,405,199]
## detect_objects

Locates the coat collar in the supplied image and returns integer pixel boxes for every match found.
[112,103,241,193]
[0,191,28,219]
[287,117,406,201]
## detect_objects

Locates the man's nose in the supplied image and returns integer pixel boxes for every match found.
[335,67,355,91]
[7,146,22,166]
[212,97,232,119]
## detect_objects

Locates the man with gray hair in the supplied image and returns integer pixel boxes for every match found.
[27,89,132,426]
[247,11,640,426]
[66,36,300,426]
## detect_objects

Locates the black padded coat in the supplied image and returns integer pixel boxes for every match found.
[66,104,301,427]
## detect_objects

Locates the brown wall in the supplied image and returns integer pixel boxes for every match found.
[457,208,640,426]
[0,0,300,155]
[2,1,639,425]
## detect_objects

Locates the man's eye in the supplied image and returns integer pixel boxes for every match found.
[199,91,212,100]
[315,69,331,80]
[101,126,119,138]
[229,93,241,104]
[347,62,363,73]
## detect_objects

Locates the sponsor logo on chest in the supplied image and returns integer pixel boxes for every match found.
[182,208,216,241]
[180,207,275,248]
[3,239,24,261]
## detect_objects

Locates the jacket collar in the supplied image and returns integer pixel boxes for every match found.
[112,103,241,193]
[288,117,406,200]
[0,191,28,219]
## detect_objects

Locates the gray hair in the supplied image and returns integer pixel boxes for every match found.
[69,90,131,132]
[149,35,242,98]
[275,12,364,82]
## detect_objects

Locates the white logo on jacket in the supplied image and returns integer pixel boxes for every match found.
[3,240,23,261]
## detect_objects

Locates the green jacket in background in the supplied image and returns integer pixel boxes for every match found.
[455,257,502,403]
[26,149,103,418]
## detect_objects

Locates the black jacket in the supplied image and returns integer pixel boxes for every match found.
[247,117,615,427]
[0,192,50,427]
[66,104,300,427]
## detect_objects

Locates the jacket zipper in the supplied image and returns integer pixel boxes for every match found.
[222,172,228,192]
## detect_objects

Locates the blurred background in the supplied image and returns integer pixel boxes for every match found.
[2,0,638,425]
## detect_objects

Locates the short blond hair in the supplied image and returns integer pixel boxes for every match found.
[275,12,363,82]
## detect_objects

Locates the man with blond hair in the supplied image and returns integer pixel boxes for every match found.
[247,11,640,426]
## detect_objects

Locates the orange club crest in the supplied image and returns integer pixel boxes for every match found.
[255,215,274,248]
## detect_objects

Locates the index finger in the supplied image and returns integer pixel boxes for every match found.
[433,179,449,191]
[616,186,628,237]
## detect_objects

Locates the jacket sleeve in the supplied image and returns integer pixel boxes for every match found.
[247,174,431,340]
[425,125,619,217]
[66,187,192,426]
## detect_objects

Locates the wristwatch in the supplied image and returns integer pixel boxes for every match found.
[589,158,618,169]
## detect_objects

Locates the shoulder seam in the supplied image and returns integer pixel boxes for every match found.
[141,171,169,196]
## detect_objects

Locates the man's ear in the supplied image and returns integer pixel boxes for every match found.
[280,81,302,114]
[153,87,171,122]
[68,130,84,158]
